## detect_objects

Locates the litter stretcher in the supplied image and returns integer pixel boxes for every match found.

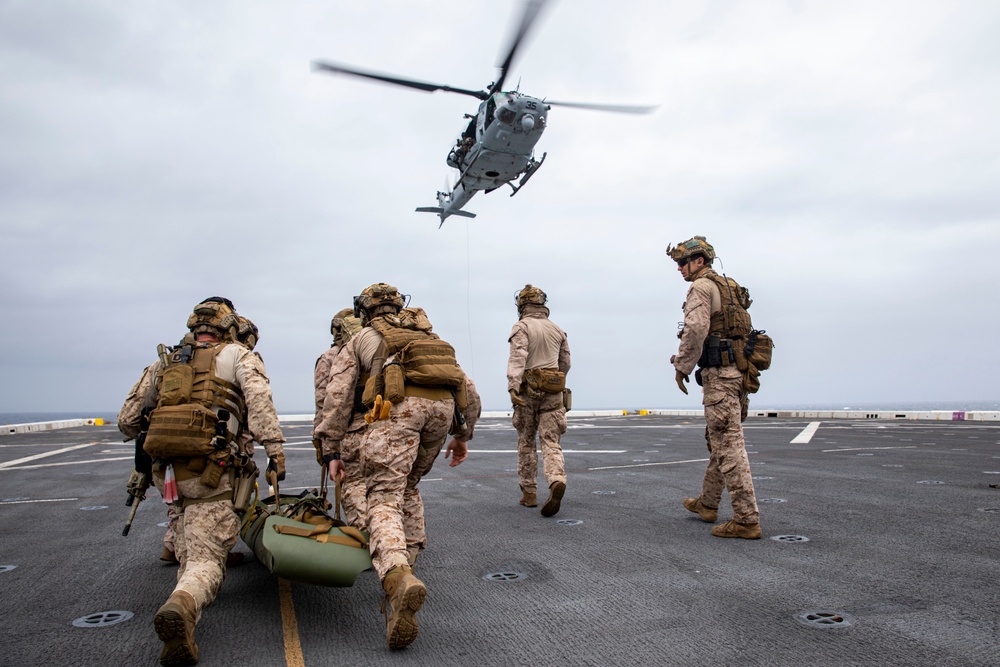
[239,474,372,587]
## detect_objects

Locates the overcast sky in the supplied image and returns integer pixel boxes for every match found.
[2,0,999,415]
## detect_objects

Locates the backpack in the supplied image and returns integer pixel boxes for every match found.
[703,273,774,394]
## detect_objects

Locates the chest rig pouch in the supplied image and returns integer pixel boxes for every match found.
[144,344,245,458]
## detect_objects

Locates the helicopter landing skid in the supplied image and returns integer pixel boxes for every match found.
[508,152,547,197]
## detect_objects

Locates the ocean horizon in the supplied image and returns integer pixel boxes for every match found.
[3,401,999,426]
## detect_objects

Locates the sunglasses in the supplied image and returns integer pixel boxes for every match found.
[677,257,693,267]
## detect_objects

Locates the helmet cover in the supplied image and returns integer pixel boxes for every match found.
[666,236,716,263]
[187,297,238,337]
[515,284,547,310]
[331,307,362,344]
[353,283,406,319]
[236,316,259,350]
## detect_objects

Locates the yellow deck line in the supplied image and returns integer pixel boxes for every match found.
[278,578,305,667]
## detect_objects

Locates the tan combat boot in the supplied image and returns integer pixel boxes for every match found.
[154,590,199,666]
[711,520,762,539]
[519,486,537,508]
[159,547,179,564]
[382,565,427,650]
[540,480,566,517]
[683,497,718,523]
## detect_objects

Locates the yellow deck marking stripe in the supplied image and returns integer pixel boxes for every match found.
[278,578,305,667]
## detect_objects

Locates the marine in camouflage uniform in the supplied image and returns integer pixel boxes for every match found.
[118,298,286,665]
[313,308,367,530]
[316,283,481,650]
[667,238,761,540]
[159,315,261,566]
[507,285,571,517]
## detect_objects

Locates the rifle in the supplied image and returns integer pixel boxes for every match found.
[122,469,150,536]
[123,406,153,536]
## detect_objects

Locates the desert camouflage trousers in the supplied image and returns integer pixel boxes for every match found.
[698,367,759,525]
[163,504,180,553]
[340,428,368,531]
[153,466,238,620]
[512,391,567,491]
[361,396,452,579]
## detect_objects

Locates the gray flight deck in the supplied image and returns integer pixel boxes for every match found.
[1,414,998,666]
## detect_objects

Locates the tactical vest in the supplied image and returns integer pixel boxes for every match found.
[703,273,752,341]
[696,272,773,392]
[143,343,245,459]
[362,312,466,408]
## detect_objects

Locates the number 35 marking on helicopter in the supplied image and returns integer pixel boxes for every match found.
[312,0,657,227]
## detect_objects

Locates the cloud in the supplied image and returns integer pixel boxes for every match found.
[1,0,998,416]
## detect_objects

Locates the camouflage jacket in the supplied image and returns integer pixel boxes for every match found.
[313,345,341,434]
[672,268,723,375]
[507,313,571,392]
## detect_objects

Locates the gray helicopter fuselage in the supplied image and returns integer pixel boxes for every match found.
[430,92,549,224]
[452,92,548,190]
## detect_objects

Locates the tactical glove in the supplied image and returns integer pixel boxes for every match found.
[675,369,689,395]
[267,453,286,482]
[364,395,392,424]
[509,389,526,407]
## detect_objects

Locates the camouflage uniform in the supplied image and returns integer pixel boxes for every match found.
[507,310,571,494]
[313,346,341,434]
[119,342,285,628]
[314,346,369,530]
[672,268,759,525]
[316,327,481,579]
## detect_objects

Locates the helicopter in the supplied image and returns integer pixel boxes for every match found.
[312,0,656,227]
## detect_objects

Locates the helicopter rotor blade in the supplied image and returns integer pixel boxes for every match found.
[312,60,488,100]
[544,99,660,115]
[491,0,550,96]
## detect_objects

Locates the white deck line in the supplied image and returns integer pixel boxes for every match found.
[790,421,821,444]
[0,442,101,469]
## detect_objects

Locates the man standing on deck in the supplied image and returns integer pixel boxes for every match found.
[507,284,571,517]
[667,237,761,539]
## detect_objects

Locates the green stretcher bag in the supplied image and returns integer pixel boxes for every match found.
[239,483,372,588]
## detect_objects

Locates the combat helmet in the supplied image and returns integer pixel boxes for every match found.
[515,284,548,315]
[666,236,715,265]
[187,297,239,338]
[330,307,362,345]
[354,283,407,324]
[236,316,259,350]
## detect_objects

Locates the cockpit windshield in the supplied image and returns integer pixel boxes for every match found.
[485,93,516,129]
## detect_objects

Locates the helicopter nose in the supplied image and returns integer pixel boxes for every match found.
[521,114,535,131]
